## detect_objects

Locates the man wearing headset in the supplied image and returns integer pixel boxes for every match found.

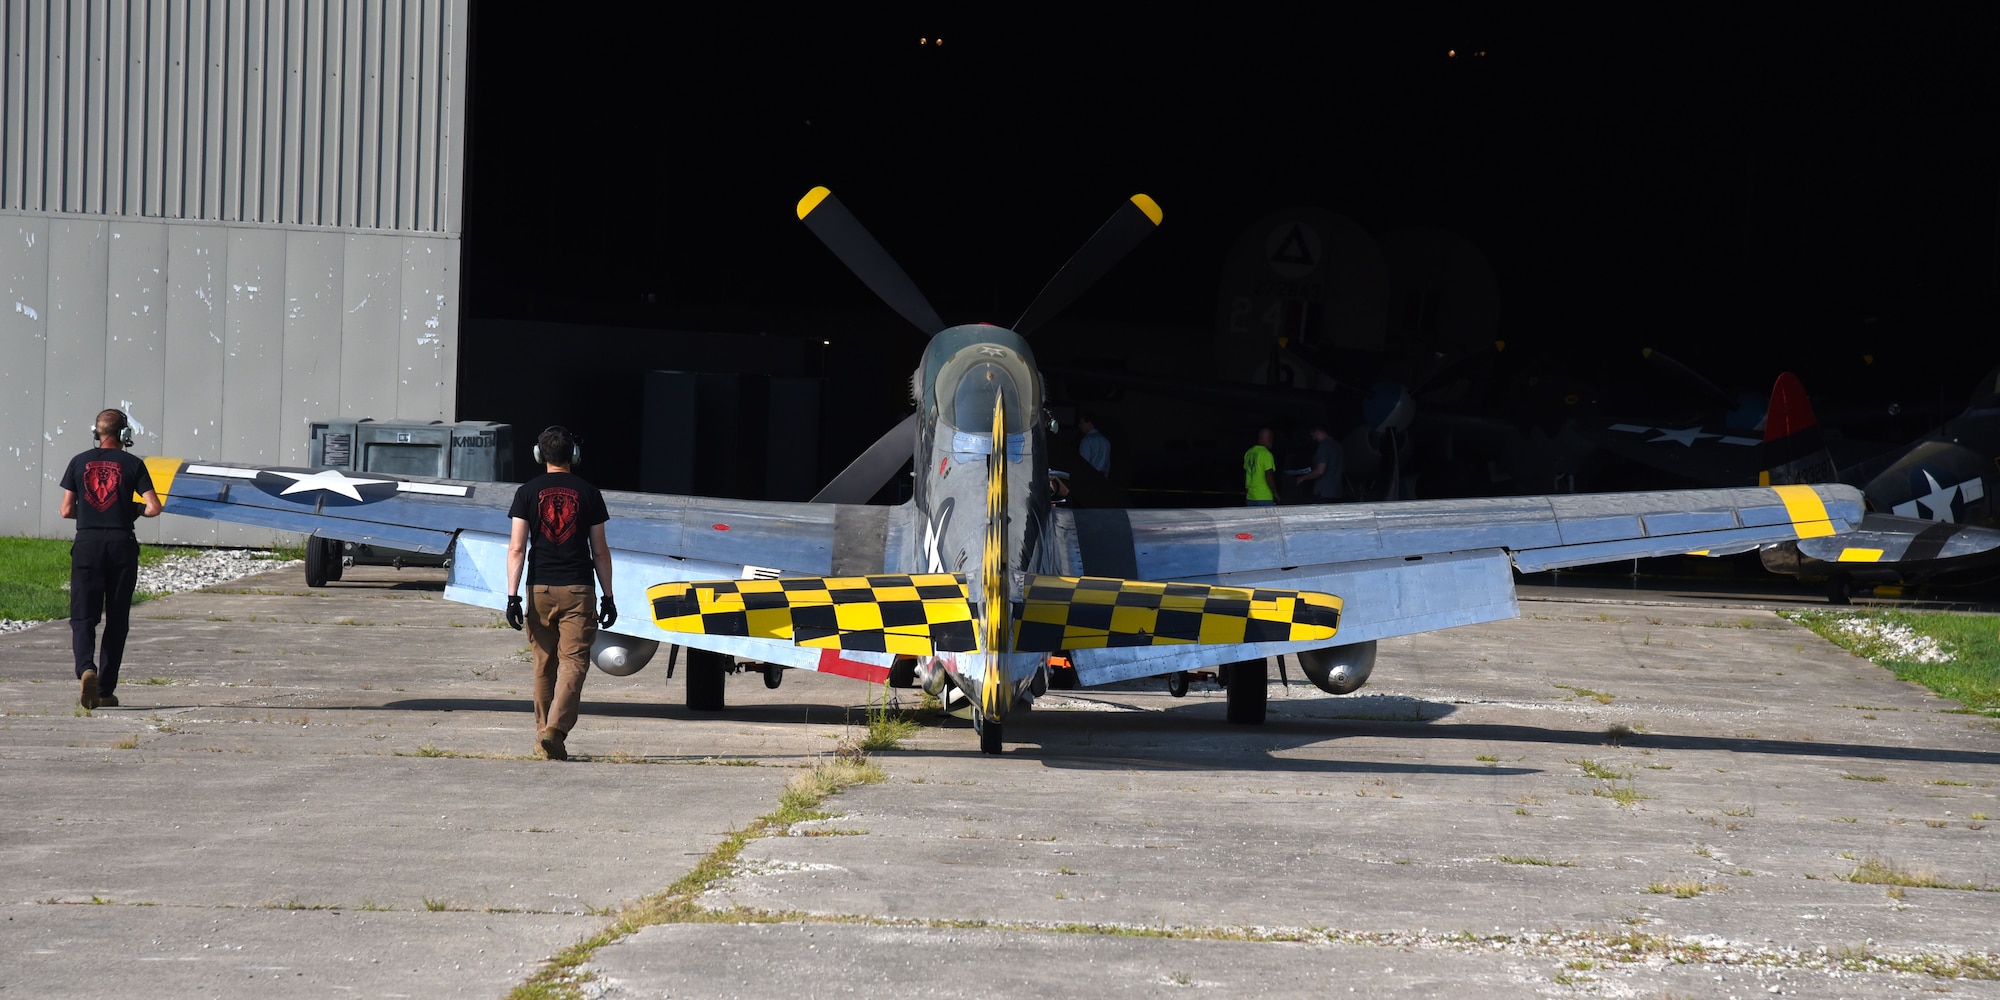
[504,426,614,761]
[59,408,163,710]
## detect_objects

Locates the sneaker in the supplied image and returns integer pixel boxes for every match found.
[538,729,568,761]
[98,693,119,708]
[79,670,98,710]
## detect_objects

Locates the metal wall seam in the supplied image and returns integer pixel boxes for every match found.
[4,0,460,230]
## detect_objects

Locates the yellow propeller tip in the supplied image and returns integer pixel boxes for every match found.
[797,186,832,220]
[1129,193,1163,226]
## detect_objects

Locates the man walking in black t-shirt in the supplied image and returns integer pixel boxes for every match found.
[504,426,614,761]
[59,408,163,710]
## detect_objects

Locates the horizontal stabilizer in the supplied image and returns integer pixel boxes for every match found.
[1015,575,1340,652]
[649,574,976,656]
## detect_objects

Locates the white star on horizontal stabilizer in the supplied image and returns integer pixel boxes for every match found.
[266,469,393,501]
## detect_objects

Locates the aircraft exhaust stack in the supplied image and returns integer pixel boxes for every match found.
[1297,641,1377,695]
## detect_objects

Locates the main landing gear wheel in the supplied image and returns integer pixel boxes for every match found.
[978,718,1004,755]
[1224,659,1267,725]
[686,648,729,711]
[763,664,784,689]
[1167,671,1190,698]
[1826,576,1852,606]
[303,537,341,587]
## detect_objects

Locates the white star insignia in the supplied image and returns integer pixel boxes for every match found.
[978,346,1008,356]
[266,469,393,501]
[1648,426,1721,447]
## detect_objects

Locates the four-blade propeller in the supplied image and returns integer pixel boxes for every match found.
[800,186,1164,503]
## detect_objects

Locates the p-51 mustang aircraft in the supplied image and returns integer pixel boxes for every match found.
[135,188,1864,753]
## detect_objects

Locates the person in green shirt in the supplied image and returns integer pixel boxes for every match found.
[1243,427,1278,506]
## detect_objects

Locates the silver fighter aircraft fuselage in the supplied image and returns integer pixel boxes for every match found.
[909,324,1053,729]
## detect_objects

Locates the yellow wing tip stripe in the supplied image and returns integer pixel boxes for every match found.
[1129,193,1163,225]
[1772,484,1837,539]
[141,455,180,504]
[1837,548,1884,563]
[797,186,832,220]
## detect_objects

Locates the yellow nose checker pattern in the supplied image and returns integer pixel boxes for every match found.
[1015,576,1341,652]
[649,574,977,656]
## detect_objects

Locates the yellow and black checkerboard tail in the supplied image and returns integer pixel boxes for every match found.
[647,574,979,656]
[1012,575,1341,652]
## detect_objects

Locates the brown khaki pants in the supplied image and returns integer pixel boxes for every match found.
[527,584,596,737]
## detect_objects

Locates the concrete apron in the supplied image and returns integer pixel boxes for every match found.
[2,566,1996,998]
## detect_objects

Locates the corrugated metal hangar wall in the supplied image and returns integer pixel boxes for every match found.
[0,0,466,544]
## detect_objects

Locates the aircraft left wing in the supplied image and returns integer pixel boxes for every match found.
[144,458,911,677]
[1051,483,1863,684]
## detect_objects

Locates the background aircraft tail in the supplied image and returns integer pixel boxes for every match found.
[1760,372,1839,486]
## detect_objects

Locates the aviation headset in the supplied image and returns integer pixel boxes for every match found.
[532,425,581,467]
[93,410,135,448]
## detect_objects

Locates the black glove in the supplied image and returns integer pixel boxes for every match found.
[598,595,618,629]
[505,595,525,631]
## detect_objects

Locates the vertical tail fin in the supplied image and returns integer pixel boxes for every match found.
[1761,372,1839,486]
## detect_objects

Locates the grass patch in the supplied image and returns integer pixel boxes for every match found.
[1554,684,1614,705]
[1844,857,1994,891]
[1497,855,1574,867]
[1647,880,1723,898]
[1568,758,1630,781]
[0,538,282,620]
[854,688,925,752]
[511,754,886,999]
[1842,773,1889,783]
[1785,609,2000,715]
[1594,782,1648,808]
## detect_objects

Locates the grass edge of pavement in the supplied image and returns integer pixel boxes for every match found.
[509,755,886,1000]
[1783,608,2000,716]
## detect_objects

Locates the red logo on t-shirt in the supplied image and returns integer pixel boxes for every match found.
[83,461,122,512]
[537,487,579,544]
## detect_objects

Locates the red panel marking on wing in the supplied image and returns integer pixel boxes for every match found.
[1235,533,1254,540]
[712,524,730,531]
[815,648,891,684]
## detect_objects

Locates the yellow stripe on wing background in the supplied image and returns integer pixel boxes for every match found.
[1129,193,1163,225]
[1837,548,1885,563]
[139,456,181,503]
[1772,484,1837,538]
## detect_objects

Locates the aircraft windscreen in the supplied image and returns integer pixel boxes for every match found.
[932,343,1040,434]
[953,364,1023,433]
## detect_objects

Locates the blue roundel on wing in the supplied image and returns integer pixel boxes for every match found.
[252,468,402,507]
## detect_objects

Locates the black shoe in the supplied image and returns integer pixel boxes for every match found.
[98,693,119,708]
[80,670,98,710]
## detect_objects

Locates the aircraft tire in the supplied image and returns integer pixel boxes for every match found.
[304,537,332,588]
[686,649,729,711]
[763,663,783,689]
[1049,664,1079,689]
[1225,659,1267,725]
[1167,671,1190,698]
[979,719,1003,755]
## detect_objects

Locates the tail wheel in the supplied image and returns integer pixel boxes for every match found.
[686,649,729,711]
[978,718,1003,755]
[1167,671,1190,698]
[1224,659,1267,725]
[763,664,783,689]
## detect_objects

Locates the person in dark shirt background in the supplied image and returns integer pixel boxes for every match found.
[504,426,613,761]
[59,408,163,710]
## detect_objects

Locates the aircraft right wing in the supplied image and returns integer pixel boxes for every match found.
[1051,484,1863,684]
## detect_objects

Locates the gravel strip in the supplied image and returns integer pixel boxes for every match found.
[0,548,300,635]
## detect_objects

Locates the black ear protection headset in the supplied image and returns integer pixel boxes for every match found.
[93,410,135,448]
[532,425,581,467]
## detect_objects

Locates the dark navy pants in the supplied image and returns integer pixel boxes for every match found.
[70,529,139,695]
